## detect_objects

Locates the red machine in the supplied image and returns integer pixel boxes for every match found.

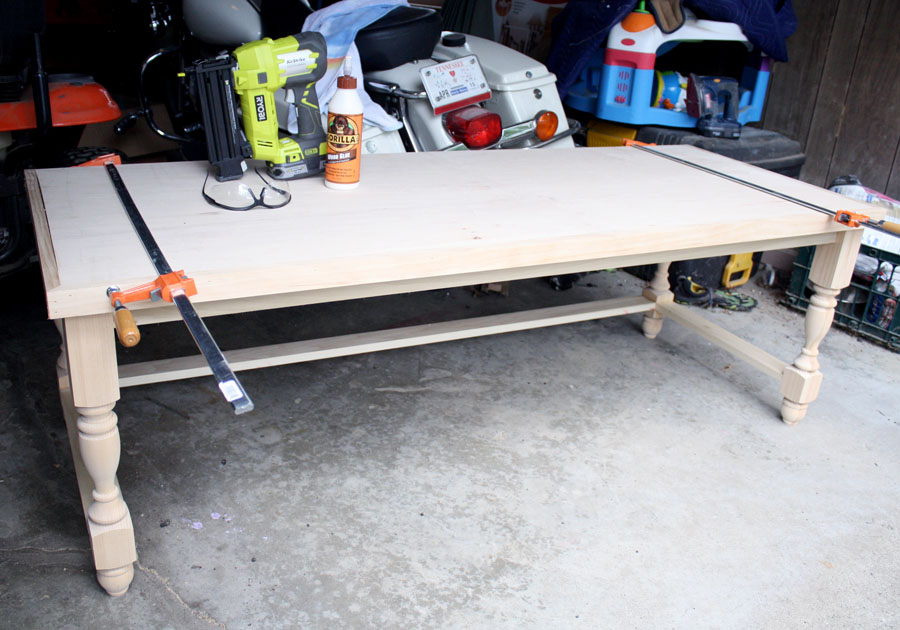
[1,1,122,276]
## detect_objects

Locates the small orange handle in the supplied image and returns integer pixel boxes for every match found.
[881,221,900,235]
[113,304,141,347]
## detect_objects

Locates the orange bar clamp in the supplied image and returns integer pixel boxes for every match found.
[107,271,198,347]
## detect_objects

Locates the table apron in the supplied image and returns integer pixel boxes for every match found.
[124,232,836,326]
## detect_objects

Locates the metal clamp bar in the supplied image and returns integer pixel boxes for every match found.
[630,144,898,236]
[105,163,254,414]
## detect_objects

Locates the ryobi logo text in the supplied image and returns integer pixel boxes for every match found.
[254,95,267,122]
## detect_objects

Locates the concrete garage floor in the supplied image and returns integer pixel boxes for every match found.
[1,265,899,629]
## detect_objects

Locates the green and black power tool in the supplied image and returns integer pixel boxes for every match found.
[189,32,328,181]
[232,32,328,179]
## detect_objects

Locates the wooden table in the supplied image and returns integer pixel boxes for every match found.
[26,146,880,596]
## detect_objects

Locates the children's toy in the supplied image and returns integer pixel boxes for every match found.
[652,71,686,111]
[565,6,770,129]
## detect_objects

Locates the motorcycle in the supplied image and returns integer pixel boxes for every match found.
[120,0,576,164]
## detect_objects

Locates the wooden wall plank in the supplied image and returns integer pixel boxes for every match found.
[824,0,900,194]
[763,0,900,198]
[887,137,900,200]
[798,0,870,188]
[761,0,839,148]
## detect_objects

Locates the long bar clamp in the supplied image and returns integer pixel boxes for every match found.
[104,163,254,414]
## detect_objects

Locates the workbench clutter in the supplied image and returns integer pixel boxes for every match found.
[169,0,579,204]
[189,31,365,200]
[188,31,330,184]
[548,0,797,139]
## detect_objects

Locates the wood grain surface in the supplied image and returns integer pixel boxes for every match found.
[30,146,881,319]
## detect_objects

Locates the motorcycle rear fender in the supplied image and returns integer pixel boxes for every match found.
[365,32,571,147]
[432,33,571,141]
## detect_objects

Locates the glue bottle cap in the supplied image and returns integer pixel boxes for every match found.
[338,55,356,89]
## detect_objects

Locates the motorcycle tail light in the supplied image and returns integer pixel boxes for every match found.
[534,111,559,141]
[446,106,502,149]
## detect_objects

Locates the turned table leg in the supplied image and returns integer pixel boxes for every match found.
[642,261,674,339]
[58,315,136,596]
[780,230,862,424]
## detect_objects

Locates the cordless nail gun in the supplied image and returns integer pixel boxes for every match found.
[189,32,328,181]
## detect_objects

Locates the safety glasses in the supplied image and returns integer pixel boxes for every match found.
[202,168,291,211]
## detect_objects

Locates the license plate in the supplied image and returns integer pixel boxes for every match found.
[419,55,491,115]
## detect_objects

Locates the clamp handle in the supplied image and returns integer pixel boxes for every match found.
[881,220,900,235]
[107,271,198,347]
[113,301,141,347]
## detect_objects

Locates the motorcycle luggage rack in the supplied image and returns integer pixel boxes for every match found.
[365,79,429,153]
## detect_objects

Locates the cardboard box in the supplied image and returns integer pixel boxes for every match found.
[492,0,567,62]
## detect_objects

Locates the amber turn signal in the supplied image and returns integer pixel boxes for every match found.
[534,111,559,142]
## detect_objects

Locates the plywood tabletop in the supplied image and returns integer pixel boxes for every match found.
[28,146,881,319]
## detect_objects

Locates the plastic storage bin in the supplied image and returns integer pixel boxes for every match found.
[633,125,805,178]
[784,244,900,352]
[584,122,806,179]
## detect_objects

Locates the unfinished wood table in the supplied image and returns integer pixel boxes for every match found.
[26,146,881,596]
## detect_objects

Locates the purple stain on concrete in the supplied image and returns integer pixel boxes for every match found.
[191,521,203,530]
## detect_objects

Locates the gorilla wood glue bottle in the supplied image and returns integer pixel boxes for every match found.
[324,57,363,190]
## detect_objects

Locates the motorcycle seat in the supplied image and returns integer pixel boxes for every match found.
[355,6,443,72]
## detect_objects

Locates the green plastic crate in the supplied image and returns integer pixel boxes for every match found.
[784,244,900,352]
